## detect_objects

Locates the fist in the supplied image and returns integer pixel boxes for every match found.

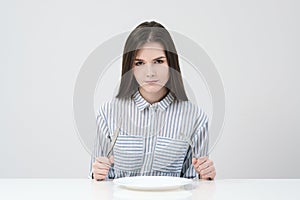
[92,156,114,181]
[192,156,216,180]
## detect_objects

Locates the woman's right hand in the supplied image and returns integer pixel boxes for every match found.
[92,156,114,181]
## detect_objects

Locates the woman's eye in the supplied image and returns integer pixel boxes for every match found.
[134,61,144,66]
[154,59,164,64]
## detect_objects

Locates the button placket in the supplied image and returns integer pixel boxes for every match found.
[141,105,159,175]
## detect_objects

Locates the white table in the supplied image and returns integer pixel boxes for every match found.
[0,179,299,200]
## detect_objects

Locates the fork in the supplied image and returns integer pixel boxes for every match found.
[106,125,121,157]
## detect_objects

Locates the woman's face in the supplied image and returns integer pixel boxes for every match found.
[132,42,169,95]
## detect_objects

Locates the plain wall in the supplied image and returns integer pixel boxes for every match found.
[1,0,299,178]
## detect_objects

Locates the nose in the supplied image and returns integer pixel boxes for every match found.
[146,64,155,78]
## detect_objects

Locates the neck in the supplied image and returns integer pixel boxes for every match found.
[139,87,168,104]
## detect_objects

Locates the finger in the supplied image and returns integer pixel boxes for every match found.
[200,166,215,177]
[93,167,110,181]
[93,168,109,176]
[93,164,110,171]
[93,169,109,175]
[94,174,107,181]
[198,160,213,172]
[92,162,110,170]
[201,170,216,180]
[96,157,111,166]
[197,156,208,164]
[193,156,208,169]
[192,158,197,165]
[109,156,114,164]
[96,157,110,164]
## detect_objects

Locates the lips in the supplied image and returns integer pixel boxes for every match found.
[145,80,159,83]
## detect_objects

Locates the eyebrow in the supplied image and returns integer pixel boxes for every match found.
[134,56,166,61]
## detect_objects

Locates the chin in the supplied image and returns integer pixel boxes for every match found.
[141,85,164,93]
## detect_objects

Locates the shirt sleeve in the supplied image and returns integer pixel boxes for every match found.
[88,105,115,180]
[181,110,209,178]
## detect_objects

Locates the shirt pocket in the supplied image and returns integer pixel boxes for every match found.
[152,136,188,173]
[113,134,144,172]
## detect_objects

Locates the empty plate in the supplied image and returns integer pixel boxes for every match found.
[113,176,193,191]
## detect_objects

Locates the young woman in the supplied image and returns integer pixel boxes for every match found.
[90,21,216,181]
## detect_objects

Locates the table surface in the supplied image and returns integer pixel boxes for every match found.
[0,179,299,200]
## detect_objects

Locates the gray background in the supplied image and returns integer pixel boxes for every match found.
[1,0,299,178]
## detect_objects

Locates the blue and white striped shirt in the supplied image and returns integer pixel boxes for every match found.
[89,89,209,179]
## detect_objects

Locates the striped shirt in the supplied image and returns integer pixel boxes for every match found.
[89,89,209,179]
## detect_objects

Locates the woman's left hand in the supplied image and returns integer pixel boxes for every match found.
[192,156,216,180]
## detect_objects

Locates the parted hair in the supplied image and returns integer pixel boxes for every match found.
[116,21,188,101]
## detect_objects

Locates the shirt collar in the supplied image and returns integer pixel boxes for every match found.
[132,89,175,112]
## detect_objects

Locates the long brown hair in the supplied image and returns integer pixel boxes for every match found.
[116,21,188,101]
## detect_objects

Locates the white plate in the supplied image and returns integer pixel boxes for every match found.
[113,176,192,191]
